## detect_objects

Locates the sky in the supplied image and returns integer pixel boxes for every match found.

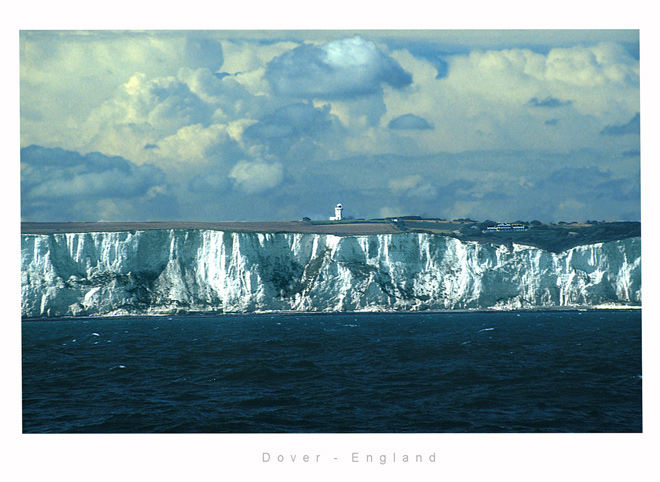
[19,29,641,223]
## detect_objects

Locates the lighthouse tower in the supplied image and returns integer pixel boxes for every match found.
[330,203,343,221]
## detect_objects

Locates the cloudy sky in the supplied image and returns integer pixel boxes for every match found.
[20,29,640,223]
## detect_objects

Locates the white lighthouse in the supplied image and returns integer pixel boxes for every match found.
[329,203,343,221]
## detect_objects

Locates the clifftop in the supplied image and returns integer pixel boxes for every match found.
[21,219,640,253]
[20,221,403,237]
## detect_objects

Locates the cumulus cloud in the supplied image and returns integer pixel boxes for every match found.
[176,67,268,121]
[19,31,640,224]
[388,41,452,79]
[180,35,225,72]
[389,175,437,199]
[245,102,333,140]
[265,36,412,99]
[238,102,348,160]
[21,145,171,221]
[446,42,639,117]
[52,72,210,165]
[534,165,640,221]
[90,73,213,137]
[384,41,639,153]
[57,62,277,168]
[20,32,224,87]
[220,39,299,75]
[20,32,225,148]
[153,123,244,168]
[538,165,635,204]
[388,114,434,130]
[600,113,640,136]
[229,160,284,194]
[544,166,611,183]
[21,145,165,196]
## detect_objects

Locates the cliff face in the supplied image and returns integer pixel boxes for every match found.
[21,230,641,318]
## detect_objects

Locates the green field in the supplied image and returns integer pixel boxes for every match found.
[400,219,640,252]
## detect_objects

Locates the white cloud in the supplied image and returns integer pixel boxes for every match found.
[446,42,639,118]
[152,123,244,169]
[389,175,437,199]
[382,41,639,153]
[20,32,224,148]
[67,73,209,162]
[220,39,299,74]
[176,67,269,121]
[19,31,640,224]
[91,73,212,133]
[265,36,412,99]
[229,160,284,194]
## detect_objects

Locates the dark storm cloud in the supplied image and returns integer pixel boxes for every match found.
[22,145,133,178]
[182,35,224,72]
[188,172,230,195]
[21,145,171,220]
[436,179,478,202]
[593,178,640,202]
[481,190,511,202]
[528,97,573,108]
[242,102,338,160]
[600,113,640,136]
[388,114,434,130]
[265,36,412,99]
[543,166,612,186]
[383,40,457,79]
[244,103,333,140]
[534,165,639,217]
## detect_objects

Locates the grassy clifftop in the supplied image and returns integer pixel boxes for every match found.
[21,219,640,253]
[398,218,641,253]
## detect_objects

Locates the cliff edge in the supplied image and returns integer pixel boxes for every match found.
[21,229,641,318]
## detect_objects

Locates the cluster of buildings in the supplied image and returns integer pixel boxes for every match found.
[486,223,528,232]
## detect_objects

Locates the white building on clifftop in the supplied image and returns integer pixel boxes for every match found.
[329,203,343,221]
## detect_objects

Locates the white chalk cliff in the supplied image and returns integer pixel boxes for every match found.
[21,230,641,318]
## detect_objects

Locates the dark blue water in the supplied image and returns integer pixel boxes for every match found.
[22,310,642,433]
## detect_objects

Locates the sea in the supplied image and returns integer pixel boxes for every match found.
[22,310,642,433]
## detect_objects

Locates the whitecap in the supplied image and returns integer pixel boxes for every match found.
[478,327,495,333]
